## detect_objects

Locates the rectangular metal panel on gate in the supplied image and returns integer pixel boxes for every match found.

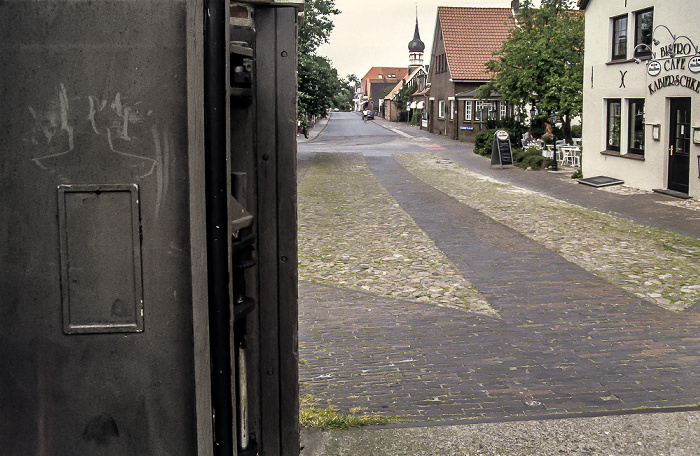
[58,184,144,334]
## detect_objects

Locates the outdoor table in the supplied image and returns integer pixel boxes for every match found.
[543,144,555,160]
[559,146,581,167]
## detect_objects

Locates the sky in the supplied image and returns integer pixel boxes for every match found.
[316,0,516,80]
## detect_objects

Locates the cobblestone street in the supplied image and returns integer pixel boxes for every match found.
[298,113,700,425]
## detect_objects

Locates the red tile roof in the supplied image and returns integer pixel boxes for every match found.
[361,67,410,98]
[413,87,430,96]
[438,7,516,81]
[383,67,425,100]
[361,67,409,82]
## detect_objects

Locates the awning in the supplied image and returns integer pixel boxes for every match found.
[417,101,425,109]
[410,101,417,109]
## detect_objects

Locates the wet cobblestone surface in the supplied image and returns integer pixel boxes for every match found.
[395,152,700,312]
[297,117,700,425]
[298,152,495,316]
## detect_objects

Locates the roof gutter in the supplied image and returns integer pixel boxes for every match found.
[450,79,491,83]
[578,0,589,9]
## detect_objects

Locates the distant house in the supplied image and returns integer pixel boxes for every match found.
[384,66,428,122]
[412,86,430,129]
[427,6,516,141]
[579,0,700,198]
[383,15,429,124]
[383,77,406,122]
[360,67,409,113]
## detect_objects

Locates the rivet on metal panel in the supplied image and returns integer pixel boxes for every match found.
[262,154,270,161]
[281,50,288,58]
[266,369,274,376]
[280,256,288,263]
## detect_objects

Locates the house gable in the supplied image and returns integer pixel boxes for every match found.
[438,7,516,81]
[385,67,427,101]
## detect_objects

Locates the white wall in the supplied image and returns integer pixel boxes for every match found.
[582,0,700,196]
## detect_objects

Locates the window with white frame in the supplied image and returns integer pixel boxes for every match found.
[450,100,455,121]
[611,15,628,61]
[474,100,484,121]
[634,8,653,57]
[628,99,645,155]
[464,101,472,121]
[438,99,445,119]
[500,102,507,120]
[606,99,622,151]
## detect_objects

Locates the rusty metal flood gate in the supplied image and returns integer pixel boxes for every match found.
[0,1,300,454]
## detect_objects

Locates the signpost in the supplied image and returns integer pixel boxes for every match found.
[491,130,513,168]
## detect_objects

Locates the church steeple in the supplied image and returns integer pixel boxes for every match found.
[408,13,425,71]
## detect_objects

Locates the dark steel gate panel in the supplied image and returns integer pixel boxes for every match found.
[254,8,300,455]
[1,0,299,454]
[226,5,300,454]
[0,1,203,453]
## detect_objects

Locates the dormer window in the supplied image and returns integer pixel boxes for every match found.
[378,74,383,78]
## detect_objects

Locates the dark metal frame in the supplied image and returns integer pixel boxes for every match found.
[1,0,299,454]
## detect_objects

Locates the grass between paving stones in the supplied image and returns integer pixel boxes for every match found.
[298,152,498,316]
[299,395,400,430]
[394,152,700,312]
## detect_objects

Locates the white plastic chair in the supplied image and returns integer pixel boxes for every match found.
[560,146,580,167]
[555,140,566,163]
[569,147,581,167]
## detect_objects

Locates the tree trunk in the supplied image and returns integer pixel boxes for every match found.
[563,115,573,144]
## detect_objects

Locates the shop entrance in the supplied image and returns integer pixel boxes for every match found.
[668,97,691,194]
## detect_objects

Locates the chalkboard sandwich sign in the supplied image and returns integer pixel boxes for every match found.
[490,129,513,169]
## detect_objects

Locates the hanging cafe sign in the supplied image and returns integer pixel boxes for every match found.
[645,26,700,95]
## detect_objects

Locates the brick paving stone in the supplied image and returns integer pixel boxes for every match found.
[298,151,700,425]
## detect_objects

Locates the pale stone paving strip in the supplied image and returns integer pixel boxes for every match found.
[395,152,700,312]
[571,178,700,212]
[298,152,497,316]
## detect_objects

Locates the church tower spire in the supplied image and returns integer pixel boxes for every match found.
[408,10,425,71]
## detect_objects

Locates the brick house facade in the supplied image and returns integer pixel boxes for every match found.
[360,67,409,113]
[427,7,516,141]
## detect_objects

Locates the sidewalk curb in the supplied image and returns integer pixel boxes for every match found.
[303,113,332,143]
[372,116,415,138]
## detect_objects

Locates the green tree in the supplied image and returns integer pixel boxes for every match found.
[297,0,342,136]
[484,0,584,142]
[395,83,413,122]
[333,76,356,111]
[346,73,360,86]
[298,0,340,55]
[298,54,341,133]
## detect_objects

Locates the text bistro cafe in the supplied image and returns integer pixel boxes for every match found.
[582,24,700,198]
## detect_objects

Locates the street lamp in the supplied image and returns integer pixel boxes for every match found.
[549,110,558,171]
[645,24,700,59]
[632,43,654,63]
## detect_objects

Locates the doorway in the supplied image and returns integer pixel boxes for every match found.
[668,98,691,194]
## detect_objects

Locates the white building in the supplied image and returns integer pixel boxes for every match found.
[580,0,700,197]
